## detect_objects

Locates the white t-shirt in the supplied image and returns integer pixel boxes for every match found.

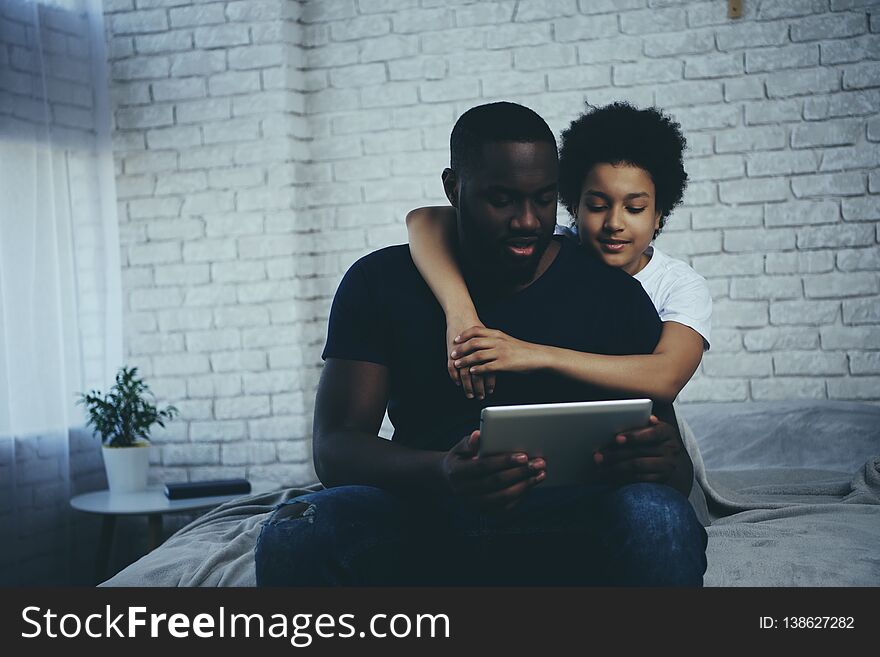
[555,226,712,348]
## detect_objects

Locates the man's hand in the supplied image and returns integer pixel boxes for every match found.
[593,415,685,488]
[446,316,496,400]
[451,327,548,377]
[439,430,545,513]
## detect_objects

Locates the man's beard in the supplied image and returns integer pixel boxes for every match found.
[459,221,549,288]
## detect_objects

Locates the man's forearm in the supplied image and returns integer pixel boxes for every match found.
[314,430,447,495]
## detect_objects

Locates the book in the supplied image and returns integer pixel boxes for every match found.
[164,478,251,500]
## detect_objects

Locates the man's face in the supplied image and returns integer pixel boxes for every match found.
[447,141,559,286]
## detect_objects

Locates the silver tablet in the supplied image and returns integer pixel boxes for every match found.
[478,399,653,487]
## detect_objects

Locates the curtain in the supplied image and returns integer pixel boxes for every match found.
[0,0,121,584]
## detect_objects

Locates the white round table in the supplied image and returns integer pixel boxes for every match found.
[70,481,279,582]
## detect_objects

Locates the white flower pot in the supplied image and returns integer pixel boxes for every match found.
[102,442,151,493]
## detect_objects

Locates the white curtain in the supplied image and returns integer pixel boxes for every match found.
[0,0,121,584]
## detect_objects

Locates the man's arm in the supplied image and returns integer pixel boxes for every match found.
[312,358,447,493]
[594,402,694,496]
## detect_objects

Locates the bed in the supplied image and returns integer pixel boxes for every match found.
[101,400,880,587]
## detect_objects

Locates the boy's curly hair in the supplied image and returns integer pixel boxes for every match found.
[558,102,688,238]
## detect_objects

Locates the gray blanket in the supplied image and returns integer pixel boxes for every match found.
[103,401,880,587]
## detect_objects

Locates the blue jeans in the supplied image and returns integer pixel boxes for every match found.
[255,482,708,586]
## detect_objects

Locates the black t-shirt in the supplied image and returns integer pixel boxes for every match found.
[322,235,662,452]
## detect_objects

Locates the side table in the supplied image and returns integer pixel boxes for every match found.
[70,481,279,583]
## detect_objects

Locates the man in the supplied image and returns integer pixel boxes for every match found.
[255,102,707,586]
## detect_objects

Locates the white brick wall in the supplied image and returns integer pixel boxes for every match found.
[103,0,880,485]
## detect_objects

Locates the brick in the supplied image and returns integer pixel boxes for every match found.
[758,0,829,20]
[703,353,772,377]
[821,34,880,64]
[798,224,875,250]
[766,68,839,97]
[828,377,880,400]
[713,300,769,328]
[170,51,226,77]
[208,71,261,96]
[842,196,880,222]
[766,250,835,274]
[792,173,865,198]
[112,56,170,80]
[486,23,552,49]
[746,44,819,73]
[791,119,861,148]
[850,352,880,375]
[194,24,250,49]
[843,62,880,89]
[179,145,236,171]
[613,60,681,86]
[134,30,193,55]
[171,399,213,421]
[515,0,577,20]
[228,44,286,70]
[770,300,840,325]
[690,206,763,230]
[688,154,743,181]
[804,90,880,120]
[226,0,285,21]
[146,125,201,149]
[184,284,237,307]
[655,80,723,108]
[692,253,765,278]
[838,247,880,271]
[153,353,210,376]
[187,374,243,399]
[111,9,168,34]
[668,105,739,131]
[723,77,765,102]
[622,7,685,34]
[764,200,839,227]
[641,30,713,59]
[116,105,173,130]
[553,14,618,42]
[577,36,642,64]
[147,218,204,241]
[222,442,276,466]
[176,97,230,124]
[169,4,225,28]
[128,197,181,220]
[210,349,267,373]
[751,378,826,400]
[154,264,210,286]
[715,22,788,50]
[215,396,271,420]
[182,236,236,262]
[719,178,788,204]
[744,327,820,351]
[513,44,576,71]
[791,12,867,42]
[774,351,849,375]
[391,7,453,33]
[359,34,420,61]
[152,77,205,101]
[744,99,802,125]
[678,377,748,403]
[157,308,213,331]
[805,272,879,298]
[480,71,544,97]
[185,328,241,353]
[714,127,784,154]
[203,118,260,144]
[454,2,515,27]
[820,326,880,349]
[243,370,298,395]
[843,297,880,324]
[746,150,819,177]
[329,63,386,88]
[819,143,880,172]
[190,421,247,443]
[684,53,743,79]
[730,275,802,299]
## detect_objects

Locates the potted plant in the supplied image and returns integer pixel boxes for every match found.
[76,366,178,494]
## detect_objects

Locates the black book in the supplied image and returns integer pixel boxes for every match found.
[164,478,251,500]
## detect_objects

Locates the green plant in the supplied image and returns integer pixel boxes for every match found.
[76,366,178,447]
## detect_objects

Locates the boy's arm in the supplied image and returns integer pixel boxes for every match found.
[454,321,705,403]
[406,206,493,399]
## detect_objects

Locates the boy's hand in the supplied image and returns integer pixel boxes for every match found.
[451,327,547,376]
[446,316,496,400]
[592,415,683,486]
[439,430,545,513]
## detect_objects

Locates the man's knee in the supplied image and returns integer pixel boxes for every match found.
[602,483,707,586]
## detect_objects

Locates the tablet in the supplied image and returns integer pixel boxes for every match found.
[478,399,653,487]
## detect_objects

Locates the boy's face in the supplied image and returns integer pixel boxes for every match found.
[576,163,661,276]
[445,141,558,286]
